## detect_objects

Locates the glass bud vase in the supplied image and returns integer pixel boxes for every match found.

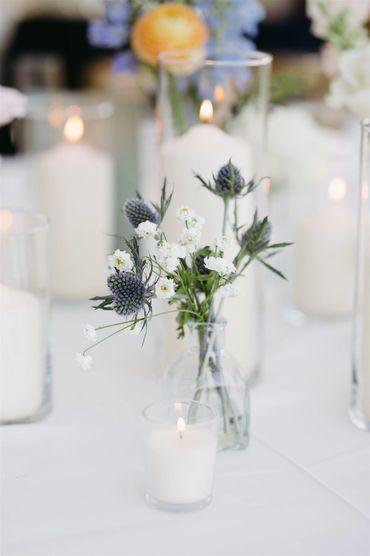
[163,322,250,451]
[351,119,370,430]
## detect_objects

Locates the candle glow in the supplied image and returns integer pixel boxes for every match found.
[328,177,346,203]
[64,114,84,143]
[214,85,225,103]
[0,209,13,231]
[199,99,213,123]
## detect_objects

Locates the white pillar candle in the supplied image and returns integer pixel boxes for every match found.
[34,114,114,299]
[293,177,357,318]
[146,417,217,505]
[0,284,43,422]
[159,102,258,376]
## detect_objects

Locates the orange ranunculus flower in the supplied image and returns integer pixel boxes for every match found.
[131,3,209,66]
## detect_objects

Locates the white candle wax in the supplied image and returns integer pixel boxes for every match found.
[0,284,43,422]
[147,426,217,505]
[293,194,356,318]
[160,123,258,376]
[34,122,114,299]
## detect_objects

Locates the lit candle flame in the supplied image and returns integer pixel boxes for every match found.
[199,99,213,123]
[328,177,346,203]
[64,114,84,143]
[214,84,224,103]
[0,209,13,231]
[177,417,185,439]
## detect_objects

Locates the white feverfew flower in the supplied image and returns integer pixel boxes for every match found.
[176,206,195,222]
[161,256,180,273]
[155,277,176,299]
[180,228,201,253]
[187,213,205,230]
[108,249,133,272]
[76,352,93,370]
[83,324,97,342]
[158,241,186,259]
[135,220,158,239]
[215,234,233,251]
[204,256,236,277]
[219,283,240,298]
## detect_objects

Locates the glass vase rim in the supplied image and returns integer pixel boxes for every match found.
[26,93,115,122]
[142,400,217,426]
[158,48,272,68]
[0,208,49,237]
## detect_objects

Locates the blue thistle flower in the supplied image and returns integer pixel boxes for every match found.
[123,198,160,229]
[107,271,150,317]
[215,161,245,195]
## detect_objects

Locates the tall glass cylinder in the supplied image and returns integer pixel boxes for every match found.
[351,120,370,430]
[157,48,272,380]
[0,209,51,424]
[23,94,115,300]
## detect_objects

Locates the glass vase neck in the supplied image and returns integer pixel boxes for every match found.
[188,322,226,352]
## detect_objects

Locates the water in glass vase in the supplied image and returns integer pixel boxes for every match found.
[163,322,250,451]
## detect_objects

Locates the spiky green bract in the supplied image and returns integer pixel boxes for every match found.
[151,179,173,223]
[233,211,292,280]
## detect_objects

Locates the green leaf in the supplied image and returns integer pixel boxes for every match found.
[257,257,287,281]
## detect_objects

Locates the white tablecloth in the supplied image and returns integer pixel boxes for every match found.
[1,300,369,556]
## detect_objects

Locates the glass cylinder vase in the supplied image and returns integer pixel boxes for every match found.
[0,209,51,424]
[351,120,370,430]
[163,322,250,451]
[22,93,115,300]
[157,48,272,381]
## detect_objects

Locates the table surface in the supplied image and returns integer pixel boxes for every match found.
[1,299,370,556]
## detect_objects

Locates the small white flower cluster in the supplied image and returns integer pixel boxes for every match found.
[76,352,92,370]
[108,249,134,272]
[215,234,233,252]
[156,241,186,273]
[204,256,236,277]
[135,220,158,239]
[176,206,205,254]
[83,324,97,342]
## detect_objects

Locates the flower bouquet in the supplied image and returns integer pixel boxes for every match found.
[79,161,290,449]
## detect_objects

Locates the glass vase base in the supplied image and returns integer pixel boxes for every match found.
[145,493,212,513]
[0,400,52,426]
[349,406,370,431]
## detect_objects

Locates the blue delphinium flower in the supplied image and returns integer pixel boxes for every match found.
[88,20,129,49]
[112,51,139,73]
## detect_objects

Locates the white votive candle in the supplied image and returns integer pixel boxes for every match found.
[143,401,218,512]
[293,177,357,318]
[34,113,114,299]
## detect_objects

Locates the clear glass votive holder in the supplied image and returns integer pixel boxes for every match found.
[142,400,218,512]
[0,209,51,424]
